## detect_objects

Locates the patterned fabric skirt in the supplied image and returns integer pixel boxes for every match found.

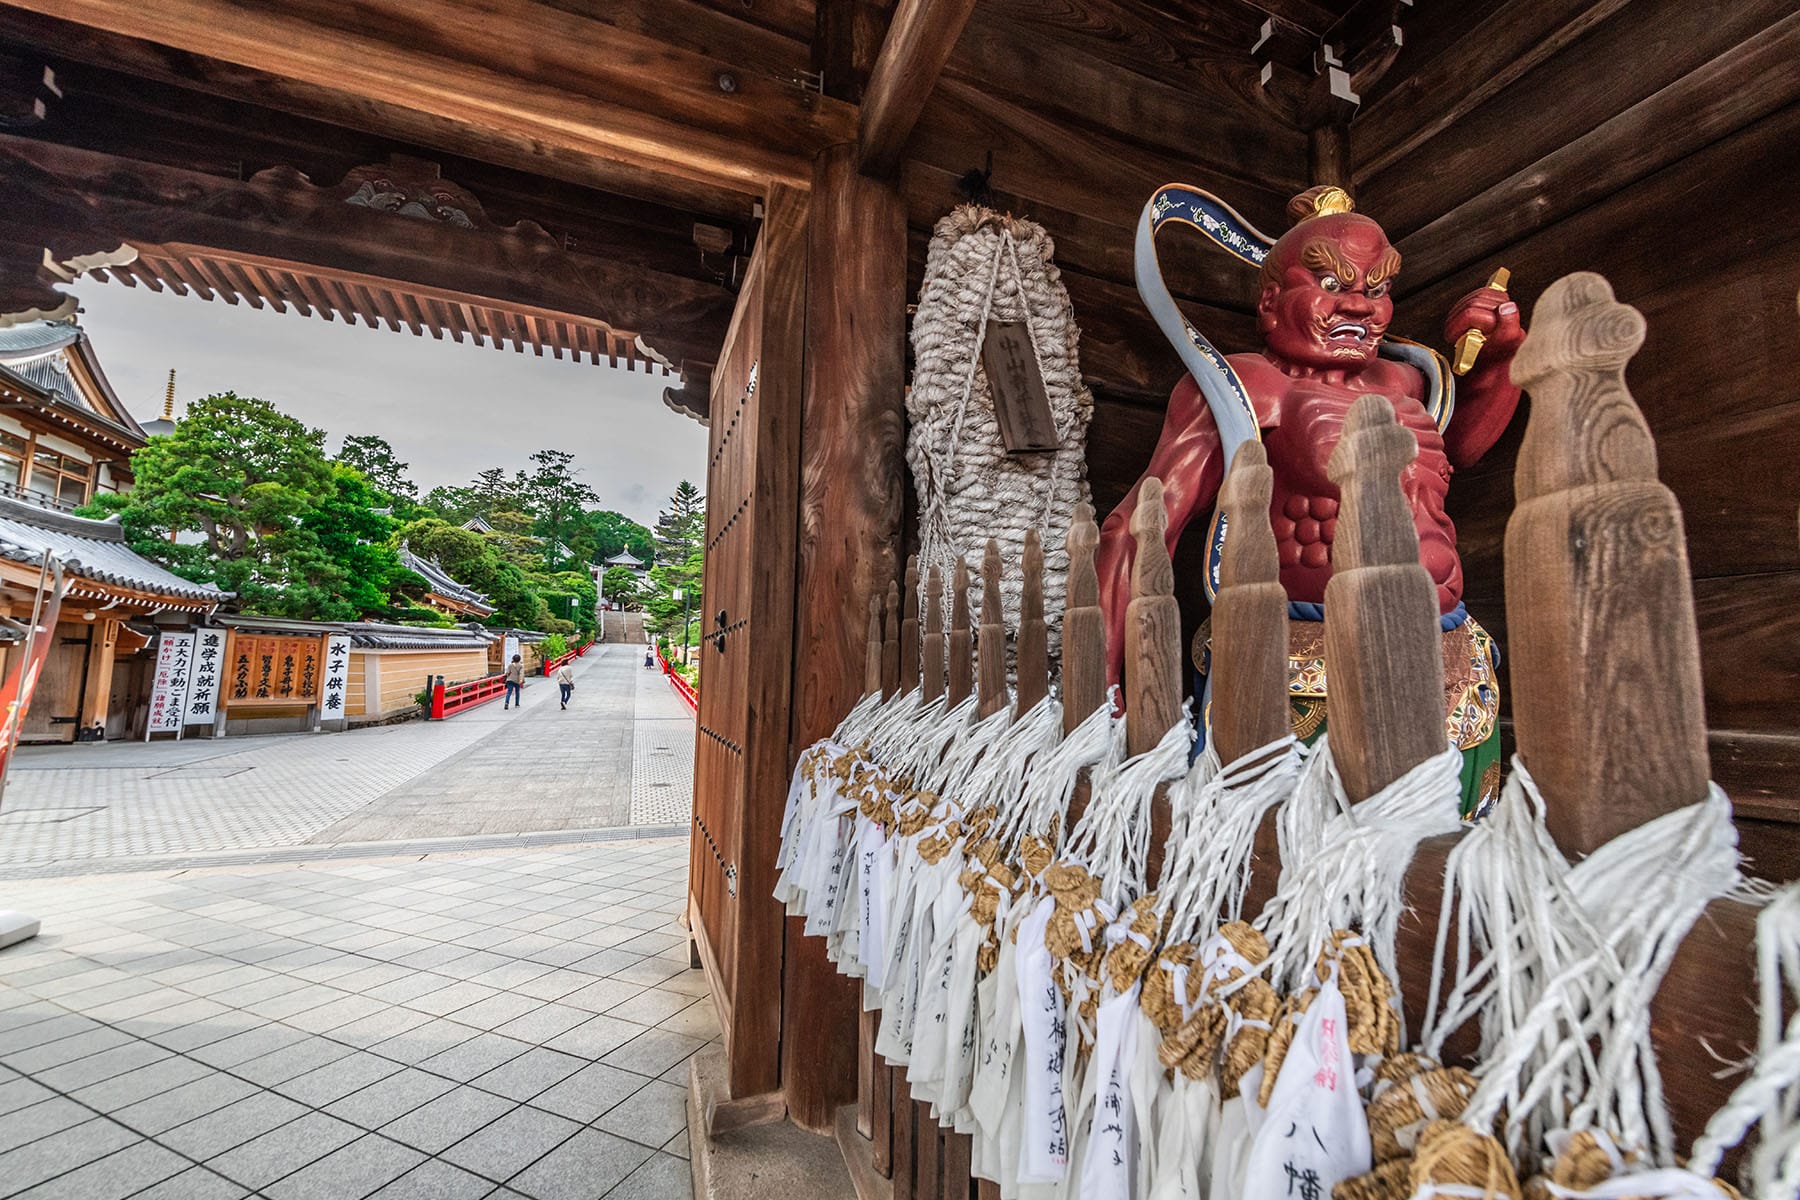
[1197,602,1503,818]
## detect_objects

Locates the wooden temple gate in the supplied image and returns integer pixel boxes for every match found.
[0,0,1794,1185]
[688,184,809,1103]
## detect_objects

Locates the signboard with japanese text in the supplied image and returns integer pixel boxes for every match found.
[320,635,351,721]
[184,629,224,725]
[147,632,194,734]
[227,634,324,706]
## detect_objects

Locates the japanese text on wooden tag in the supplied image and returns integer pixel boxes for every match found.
[981,320,1060,453]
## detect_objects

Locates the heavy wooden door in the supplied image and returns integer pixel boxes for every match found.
[21,626,85,743]
[688,185,806,1100]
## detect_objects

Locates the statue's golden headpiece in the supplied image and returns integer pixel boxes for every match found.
[1282,185,1358,227]
[1308,187,1355,217]
[1284,186,1355,227]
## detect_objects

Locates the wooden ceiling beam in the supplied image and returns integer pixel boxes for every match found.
[430,298,464,343]
[0,135,734,365]
[187,256,239,304]
[857,0,978,178]
[213,258,265,308]
[908,76,1291,247]
[1362,0,1794,241]
[535,0,809,79]
[1392,14,1800,297]
[288,271,335,320]
[156,253,212,300]
[238,262,293,314]
[0,8,762,221]
[0,0,854,195]
[944,9,1308,197]
[1352,0,1633,179]
[123,260,161,292]
[901,159,1258,309]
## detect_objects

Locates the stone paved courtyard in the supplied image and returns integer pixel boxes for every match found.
[0,645,695,875]
[0,840,706,1198]
[0,642,709,1198]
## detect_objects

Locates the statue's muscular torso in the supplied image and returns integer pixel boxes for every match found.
[1230,352,1461,613]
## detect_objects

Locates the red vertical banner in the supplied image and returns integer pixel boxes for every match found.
[0,553,65,807]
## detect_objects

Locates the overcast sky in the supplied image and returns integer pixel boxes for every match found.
[68,278,708,528]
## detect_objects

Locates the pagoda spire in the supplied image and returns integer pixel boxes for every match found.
[161,369,176,420]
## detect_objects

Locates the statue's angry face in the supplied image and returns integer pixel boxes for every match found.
[1256,214,1400,371]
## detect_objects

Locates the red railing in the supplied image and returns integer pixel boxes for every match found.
[542,649,579,676]
[429,672,507,719]
[659,649,698,712]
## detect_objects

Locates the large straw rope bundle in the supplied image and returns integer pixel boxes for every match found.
[907,204,1094,671]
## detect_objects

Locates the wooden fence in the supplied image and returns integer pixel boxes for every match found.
[823,273,1769,1196]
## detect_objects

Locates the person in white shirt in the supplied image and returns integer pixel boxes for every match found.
[555,661,575,709]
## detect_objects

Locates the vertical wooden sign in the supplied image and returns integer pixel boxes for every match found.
[981,320,1059,452]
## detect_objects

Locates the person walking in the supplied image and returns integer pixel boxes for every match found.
[644,648,655,670]
[555,660,575,710]
[503,654,525,709]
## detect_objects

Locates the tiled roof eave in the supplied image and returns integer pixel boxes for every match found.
[0,542,227,607]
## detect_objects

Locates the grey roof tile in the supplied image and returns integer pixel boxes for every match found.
[0,496,227,604]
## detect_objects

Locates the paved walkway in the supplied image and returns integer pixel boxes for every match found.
[0,838,706,1199]
[0,646,696,876]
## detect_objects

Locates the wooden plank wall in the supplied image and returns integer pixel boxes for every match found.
[903,3,1800,877]
[1357,5,1800,876]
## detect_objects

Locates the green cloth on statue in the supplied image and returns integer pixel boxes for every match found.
[1289,698,1501,819]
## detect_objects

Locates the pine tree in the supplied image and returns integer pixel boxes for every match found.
[653,480,704,565]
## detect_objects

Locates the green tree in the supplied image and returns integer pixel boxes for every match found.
[82,393,416,620]
[336,435,416,501]
[654,480,704,565]
[601,565,644,609]
[642,482,705,646]
[586,510,655,566]
[121,392,334,562]
[470,467,513,516]
[393,516,555,631]
[420,483,479,524]
[521,450,599,571]
[295,466,408,618]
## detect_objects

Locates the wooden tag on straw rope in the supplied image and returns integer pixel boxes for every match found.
[982,320,1060,452]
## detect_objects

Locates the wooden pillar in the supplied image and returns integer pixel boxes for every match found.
[882,582,902,697]
[1308,123,1351,189]
[79,616,119,735]
[976,540,1006,719]
[1015,532,1049,716]
[900,555,921,694]
[948,558,972,706]
[922,566,946,703]
[865,595,884,698]
[1322,396,1446,803]
[1506,272,1709,852]
[783,139,907,1131]
[1062,504,1106,734]
[1124,479,1183,756]
[1209,443,1291,764]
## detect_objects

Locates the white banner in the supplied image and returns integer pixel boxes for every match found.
[502,634,520,670]
[147,632,194,734]
[321,635,351,721]
[184,629,224,725]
